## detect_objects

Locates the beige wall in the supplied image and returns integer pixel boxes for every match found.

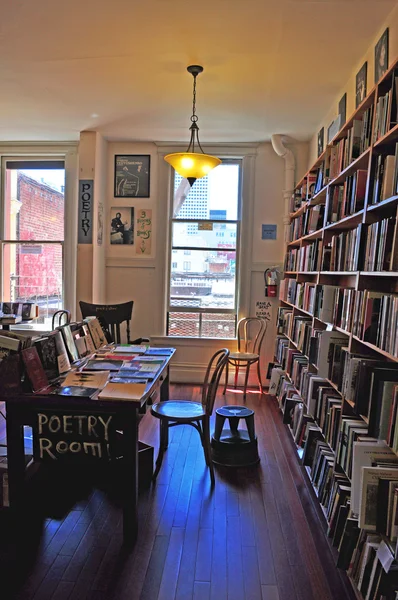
[89,139,309,381]
[307,4,398,170]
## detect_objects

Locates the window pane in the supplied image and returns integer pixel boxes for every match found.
[4,167,65,241]
[168,312,199,337]
[167,312,236,338]
[174,163,239,220]
[172,221,237,249]
[170,249,236,309]
[3,242,63,325]
[201,313,236,338]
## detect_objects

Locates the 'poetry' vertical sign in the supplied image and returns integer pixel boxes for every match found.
[78,180,94,243]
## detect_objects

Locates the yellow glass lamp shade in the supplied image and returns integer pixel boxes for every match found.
[164,152,221,180]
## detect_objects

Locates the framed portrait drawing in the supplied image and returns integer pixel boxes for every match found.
[114,155,150,198]
[317,127,324,158]
[375,28,389,84]
[355,62,367,108]
[110,207,135,245]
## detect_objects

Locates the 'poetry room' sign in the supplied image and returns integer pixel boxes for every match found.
[33,410,114,461]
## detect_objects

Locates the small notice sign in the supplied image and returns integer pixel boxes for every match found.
[198,222,213,231]
[262,224,277,240]
[255,300,272,322]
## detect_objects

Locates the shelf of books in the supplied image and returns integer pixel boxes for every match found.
[271,57,398,600]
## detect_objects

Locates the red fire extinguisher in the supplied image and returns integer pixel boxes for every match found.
[264,268,278,297]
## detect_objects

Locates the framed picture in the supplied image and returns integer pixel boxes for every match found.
[110,207,135,245]
[317,127,324,158]
[338,93,347,126]
[355,62,367,108]
[114,155,150,198]
[375,28,389,84]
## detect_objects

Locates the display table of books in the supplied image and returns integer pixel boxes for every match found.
[1,319,175,544]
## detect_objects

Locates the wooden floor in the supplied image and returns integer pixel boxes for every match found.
[0,385,354,600]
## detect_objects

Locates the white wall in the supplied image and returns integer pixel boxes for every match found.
[307,4,398,170]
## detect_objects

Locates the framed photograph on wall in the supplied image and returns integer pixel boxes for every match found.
[375,28,389,84]
[114,155,150,198]
[338,93,347,127]
[317,127,324,157]
[355,62,367,108]
[110,207,135,245]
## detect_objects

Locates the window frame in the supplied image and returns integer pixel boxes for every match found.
[0,146,78,325]
[166,158,242,338]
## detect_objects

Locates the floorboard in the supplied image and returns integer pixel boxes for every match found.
[0,386,355,600]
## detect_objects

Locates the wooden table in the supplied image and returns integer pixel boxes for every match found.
[5,350,174,544]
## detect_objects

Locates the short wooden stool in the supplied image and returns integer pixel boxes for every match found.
[211,405,260,467]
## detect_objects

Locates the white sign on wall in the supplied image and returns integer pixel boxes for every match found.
[255,300,272,322]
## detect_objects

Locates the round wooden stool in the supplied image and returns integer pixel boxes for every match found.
[211,405,260,467]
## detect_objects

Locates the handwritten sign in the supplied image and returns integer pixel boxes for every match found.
[78,180,93,243]
[33,410,115,462]
[255,300,272,322]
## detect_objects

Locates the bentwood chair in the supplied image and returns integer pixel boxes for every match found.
[151,348,229,485]
[51,309,71,330]
[79,300,149,345]
[223,317,267,400]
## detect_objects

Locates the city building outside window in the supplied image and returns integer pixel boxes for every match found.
[1,159,66,326]
[167,160,241,339]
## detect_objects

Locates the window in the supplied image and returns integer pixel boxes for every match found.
[167,160,241,338]
[2,159,65,325]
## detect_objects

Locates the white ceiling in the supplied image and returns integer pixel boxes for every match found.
[0,0,396,143]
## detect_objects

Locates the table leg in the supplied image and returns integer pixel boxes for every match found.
[160,365,170,447]
[121,409,139,544]
[5,403,26,508]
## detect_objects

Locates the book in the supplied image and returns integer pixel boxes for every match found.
[359,466,398,530]
[52,385,98,398]
[145,347,174,355]
[21,346,49,393]
[85,317,107,349]
[59,324,79,363]
[98,382,147,402]
[351,441,396,517]
[113,345,148,354]
[33,334,59,381]
[61,370,110,389]
[83,359,124,371]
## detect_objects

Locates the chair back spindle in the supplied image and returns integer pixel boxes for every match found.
[237,317,267,355]
[202,348,230,415]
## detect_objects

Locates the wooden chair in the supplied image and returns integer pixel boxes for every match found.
[51,309,71,330]
[151,348,229,485]
[223,317,267,400]
[79,300,148,345]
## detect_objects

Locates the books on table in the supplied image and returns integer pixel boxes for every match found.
[98,382,147,402]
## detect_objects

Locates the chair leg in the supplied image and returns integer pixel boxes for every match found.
[256,359,263,394]
[223,361,229,395]
[153,419,168,480]
[243,363,250,402]
[234,364,239,389]
[202,416,215,486]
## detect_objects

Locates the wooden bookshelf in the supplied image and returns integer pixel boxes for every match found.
[276,55,398,600]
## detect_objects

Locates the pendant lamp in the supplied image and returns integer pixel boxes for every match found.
[164,65,221,186]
